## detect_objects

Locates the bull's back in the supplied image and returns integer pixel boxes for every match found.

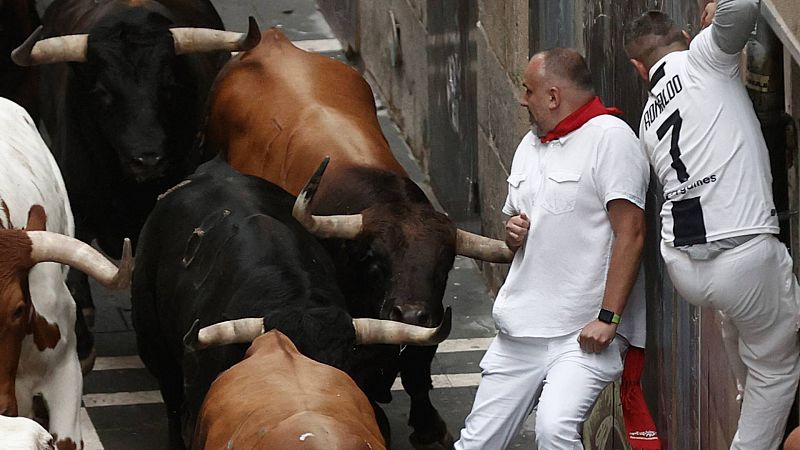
[194,331,385,450]
[209,28,406,197]
[0,97,72,236]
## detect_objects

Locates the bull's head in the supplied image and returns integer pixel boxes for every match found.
[12,13,260,183]
[0,205,132,416]
[293,157,514,326]
[189,306,451,371]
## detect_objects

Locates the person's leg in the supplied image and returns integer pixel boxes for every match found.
[455,333,548,450]
[717,310,747,404]
[663,236,800,450]
[534,333,625,450]
[710,236,800,450]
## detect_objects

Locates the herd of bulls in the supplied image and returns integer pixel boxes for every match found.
[0,1,514,449]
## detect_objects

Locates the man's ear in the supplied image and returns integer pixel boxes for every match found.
[629,58,650,83]
[682,29,692,45]
[548,86,560,110]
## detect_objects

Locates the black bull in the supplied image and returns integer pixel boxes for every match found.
[11,0,259,370]
[131,159,450,449]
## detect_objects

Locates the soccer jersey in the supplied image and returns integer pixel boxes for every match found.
[639,28,779,246]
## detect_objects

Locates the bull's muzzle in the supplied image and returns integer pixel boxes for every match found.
[388,304,434,327]
[128,154,166,182]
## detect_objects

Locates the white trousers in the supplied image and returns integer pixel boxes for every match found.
[454,330,626,450]
[661,234,800,450]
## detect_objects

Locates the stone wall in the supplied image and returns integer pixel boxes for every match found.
[474,0,530,291]
[353,1,431,175]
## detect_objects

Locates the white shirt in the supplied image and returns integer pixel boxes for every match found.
[639,28,779,246]
[495,115,649,347]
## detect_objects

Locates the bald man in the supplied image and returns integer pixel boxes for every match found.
[454,48,649,450]
[625,1,800,449]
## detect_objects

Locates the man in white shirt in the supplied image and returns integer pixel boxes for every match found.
[625,1,800,448]
[454,48,649,450]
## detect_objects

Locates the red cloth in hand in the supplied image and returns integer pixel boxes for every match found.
[621,346,661,449]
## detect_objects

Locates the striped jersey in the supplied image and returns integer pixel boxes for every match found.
[639,27,778,246]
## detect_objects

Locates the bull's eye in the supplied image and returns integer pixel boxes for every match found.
[90,85,114,110]
[12,305,25,320]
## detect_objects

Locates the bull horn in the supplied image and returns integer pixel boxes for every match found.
[456,229,514,263]
[12,26,88,66]
[170,16,260,55]
[27,231,132,289]
[196,318,264,349]
[292,156,363,239]
[353,306,452,346]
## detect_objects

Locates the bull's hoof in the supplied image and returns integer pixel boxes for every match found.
[80,347,96,375]
[409,429,455,450]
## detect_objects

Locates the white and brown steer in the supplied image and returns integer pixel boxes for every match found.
[0,97,131,450]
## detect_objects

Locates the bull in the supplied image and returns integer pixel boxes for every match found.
[0,0,40,120]
[193,329,387,450]
[11,0,260,370]
[131,158,450,449]
[0,97,131,450]
[204,28,513,449]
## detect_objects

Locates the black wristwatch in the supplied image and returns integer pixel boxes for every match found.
[598,308,621,325]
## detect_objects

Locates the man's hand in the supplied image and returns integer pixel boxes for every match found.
[505,212,530,250]
[578,320,617,353]
[701,2,717,29]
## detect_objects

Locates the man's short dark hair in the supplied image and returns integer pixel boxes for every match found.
[538,48,594,92]
[624,11,685,64]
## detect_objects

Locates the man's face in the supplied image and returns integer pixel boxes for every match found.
[520,57,549,136]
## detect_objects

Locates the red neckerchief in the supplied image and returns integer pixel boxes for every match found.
[540,96,623,143]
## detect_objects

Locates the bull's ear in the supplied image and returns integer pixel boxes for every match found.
[25,205,47,232]
[30,312,61,351]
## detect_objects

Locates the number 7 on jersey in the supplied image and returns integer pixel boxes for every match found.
[657,110,690,183]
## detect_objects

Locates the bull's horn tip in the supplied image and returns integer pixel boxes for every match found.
[242,16,261,50]
[122,238,132,257]
[111,237,134,289]
[442,306,452,329]
[11,25,44,66]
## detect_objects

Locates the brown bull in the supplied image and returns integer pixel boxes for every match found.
[205,28,511,449]
[193,330,386,450]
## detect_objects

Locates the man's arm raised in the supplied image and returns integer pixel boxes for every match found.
[711,0,759,54]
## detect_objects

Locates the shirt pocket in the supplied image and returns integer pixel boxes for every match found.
[507,173,527,188]
[505,173,528,214]
[542,171,581,215]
